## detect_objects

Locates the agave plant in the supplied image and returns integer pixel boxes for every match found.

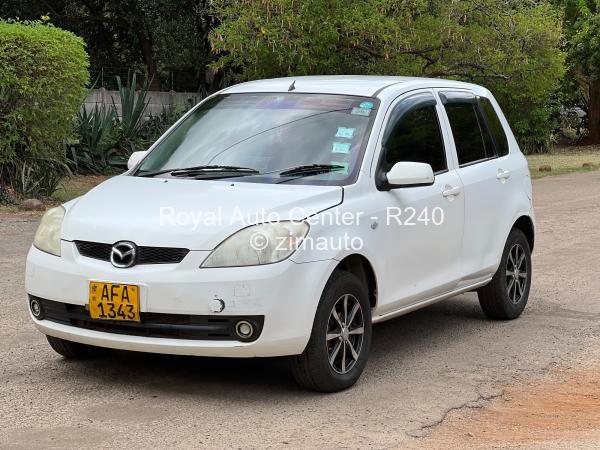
[17,157,71,199]
[69,104,116,174]
[113,73,150,142]
[105,73,151,167]
[78,105,115,154]
[68,72,202,174]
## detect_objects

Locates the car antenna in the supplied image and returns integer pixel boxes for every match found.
[288,80,296,92]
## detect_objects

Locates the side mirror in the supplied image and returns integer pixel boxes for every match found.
[127,151,148,170]
[386,161,434,188]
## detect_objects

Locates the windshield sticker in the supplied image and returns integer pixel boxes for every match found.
[359,101,374,110]
[335,127,356,139]
[332,142,351,154]
[351,107,371,117]
[331,161,350,174]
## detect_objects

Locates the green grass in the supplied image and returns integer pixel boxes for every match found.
[526,145,600,179]
[50,175,110,203]
[0,175,109,216]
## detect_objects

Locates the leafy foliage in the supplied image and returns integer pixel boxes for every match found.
[113,73,150,147]
[210,0,565,152]
[1,0,217,92]
[563,0,600,79]
[557,0,600,143]
[68,74,148,174]
[15,157,72,199]
[68,74,201,175]
[69,105,116,174]
[0,20,88,197]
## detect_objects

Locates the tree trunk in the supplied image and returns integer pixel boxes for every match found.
[138,32,161,91]
[586,79,600,145]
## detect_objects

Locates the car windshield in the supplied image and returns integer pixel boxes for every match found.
[135,93,378,185]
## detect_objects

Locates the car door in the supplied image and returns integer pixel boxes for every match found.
[437,91,516,286]
[370,90,465,315]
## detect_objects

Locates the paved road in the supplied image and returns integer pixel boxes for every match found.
[1,172,599,449]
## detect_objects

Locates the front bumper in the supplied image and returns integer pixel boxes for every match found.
[25,242,336,357]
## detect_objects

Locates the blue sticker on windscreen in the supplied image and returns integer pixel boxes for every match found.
[335,127,355,139]
[332,142,351,154]
[359,101,374,110]
[351,107,371,117]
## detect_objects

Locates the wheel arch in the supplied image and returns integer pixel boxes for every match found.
[512,215,535,251]
[333,254,378,309]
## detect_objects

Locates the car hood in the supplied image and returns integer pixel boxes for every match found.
[62,175,343,250]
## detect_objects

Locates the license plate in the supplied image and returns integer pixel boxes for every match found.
[89,282,140,322]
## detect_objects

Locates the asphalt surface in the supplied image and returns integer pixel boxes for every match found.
[1,171,599,449]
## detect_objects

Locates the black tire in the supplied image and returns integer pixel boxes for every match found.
[478,228,532,320]
[291,271,372,392]
[46,335,109,359]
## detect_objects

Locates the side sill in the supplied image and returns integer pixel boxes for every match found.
[371,278,492,324]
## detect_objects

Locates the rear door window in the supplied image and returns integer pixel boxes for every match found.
[443,98,495,166]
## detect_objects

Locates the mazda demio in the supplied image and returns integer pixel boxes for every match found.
[26,76,534,392]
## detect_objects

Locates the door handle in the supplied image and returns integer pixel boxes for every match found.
[442,185,461,197]
[497,168,511,180]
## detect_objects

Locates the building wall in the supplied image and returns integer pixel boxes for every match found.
[84,88,201,118]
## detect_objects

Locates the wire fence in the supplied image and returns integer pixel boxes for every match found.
[89,67,204,93]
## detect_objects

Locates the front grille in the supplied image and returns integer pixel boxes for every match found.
[74,241,189,265]
[33,297,264,342]
[75,240,111,261]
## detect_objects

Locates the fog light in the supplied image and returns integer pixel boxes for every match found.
[30,298,43,319]
[235,320,254,339]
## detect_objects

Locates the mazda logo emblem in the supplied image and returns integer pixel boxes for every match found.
[110,241,137,268]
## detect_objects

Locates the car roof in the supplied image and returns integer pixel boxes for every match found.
[221,75,485,98]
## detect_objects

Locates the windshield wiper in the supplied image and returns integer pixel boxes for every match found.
[171,165,259,177]
[137,165,259,178]
[277,164,346,178]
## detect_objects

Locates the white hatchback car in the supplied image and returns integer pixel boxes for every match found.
[27,76,534,392]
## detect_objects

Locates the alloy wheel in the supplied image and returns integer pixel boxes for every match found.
[326,294,364,374]
[505,243,528,304]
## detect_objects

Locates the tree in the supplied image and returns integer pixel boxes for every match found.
[210,0,565,151]
[560,0,600,144]
[1,0,216,92]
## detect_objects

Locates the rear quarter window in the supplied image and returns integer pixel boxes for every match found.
[479,97,509,157]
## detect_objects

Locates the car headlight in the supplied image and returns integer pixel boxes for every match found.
[201,221,309,268]
[33,206,65,256]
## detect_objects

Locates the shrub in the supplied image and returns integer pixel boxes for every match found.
[0,20,88,198]
[68,73,151,174]
[68,74,203,175]
[68,104,116,174]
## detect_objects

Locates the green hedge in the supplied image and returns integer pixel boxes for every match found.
[0,20,88,198]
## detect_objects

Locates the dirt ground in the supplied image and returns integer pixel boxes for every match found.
[1,171,600,449]
[424,364,600,449]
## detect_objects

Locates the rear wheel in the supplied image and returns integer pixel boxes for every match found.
[291,271,372,392]
[478,228,532,320]
[46,335,109,359]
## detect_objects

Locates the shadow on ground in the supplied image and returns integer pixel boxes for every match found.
[48,293,489,398]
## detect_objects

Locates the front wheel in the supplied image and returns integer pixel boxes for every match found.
[478,228,532,320]
[290,271,372,392]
